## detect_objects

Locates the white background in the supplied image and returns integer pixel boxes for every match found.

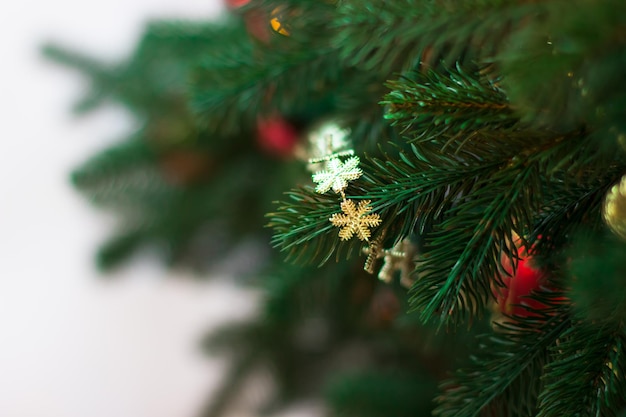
[0,1,304,416]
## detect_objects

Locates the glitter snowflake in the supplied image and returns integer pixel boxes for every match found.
[330,199,381,241]
[312,156,362,194]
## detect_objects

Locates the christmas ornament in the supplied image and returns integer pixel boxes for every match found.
[305,122,381,242]
[312,156,362,194]
[303,121,354,166]
[224,0,251,8]
[363,231,386,274]
[604,175,626,240]
[495,245,547,317]
[256,116,299,158]
[330,199,381,241]
[245,10,272,43]
[363,236,417,286]
[310,152,380,242]
[299,121,353,169]
[270,6,290,36]
[226,0,271,43]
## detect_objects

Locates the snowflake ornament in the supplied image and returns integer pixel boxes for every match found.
[330,199,381,241]
[312,156,362,194]
[306,121,352,163]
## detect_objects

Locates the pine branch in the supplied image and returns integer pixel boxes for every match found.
[569,233,626,323]
[382,66,516,137]
[325,370,438,417]
[41,43,115,113]
[537,319,626,417]
[268,187,366,265]
[499,0,626,132]
[531,174,619,257]
[96,229,144,270]
[434,296,571,417]
[407,126,622,325]
[333,0,540,75]
[272,107,619,327]
[44,20,231,115]
[71,138,170,212]
[191,42,342,136]
[409,159,541,326]
[191,1,341,136]
[74,135,289,269]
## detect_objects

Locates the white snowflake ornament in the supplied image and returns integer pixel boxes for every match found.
[312,156,362,194]
[307,122,351,161]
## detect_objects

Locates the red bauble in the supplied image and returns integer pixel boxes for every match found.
[225,0,272,43]
[224,0,251,8]
[244,10,271,43]
[256,116,299,158]
[495,246,547,317]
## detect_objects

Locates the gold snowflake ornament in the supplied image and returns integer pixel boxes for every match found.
[330,199,381,241]
[312,156,362,194]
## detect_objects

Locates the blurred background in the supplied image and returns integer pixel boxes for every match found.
[0,1,284,416]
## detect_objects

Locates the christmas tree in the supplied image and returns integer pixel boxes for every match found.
[45,0,626,415]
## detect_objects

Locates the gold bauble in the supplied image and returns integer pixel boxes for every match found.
[604,175,626,240]
[270,7,290,36]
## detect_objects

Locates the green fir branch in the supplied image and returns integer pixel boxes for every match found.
[191,1,340,136]
[408,158,542,326]
[45,20,235,115]
[70,138,170,213]
[41,43,116,113]
[569,233,626,323]
[268,187,366,265]
[531,174,619,257]
[333,0,540,75]
[268,144,502,267]
[270,128,610,326]
[96,229,145,270]
[325,370,438,417]
[382,66,516,137]
[404,129,616,326]
[434,297,571,417]
[191,43,341,136]
[272,116,619,329]
[537,319,626,417]
[499,0,626,131]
